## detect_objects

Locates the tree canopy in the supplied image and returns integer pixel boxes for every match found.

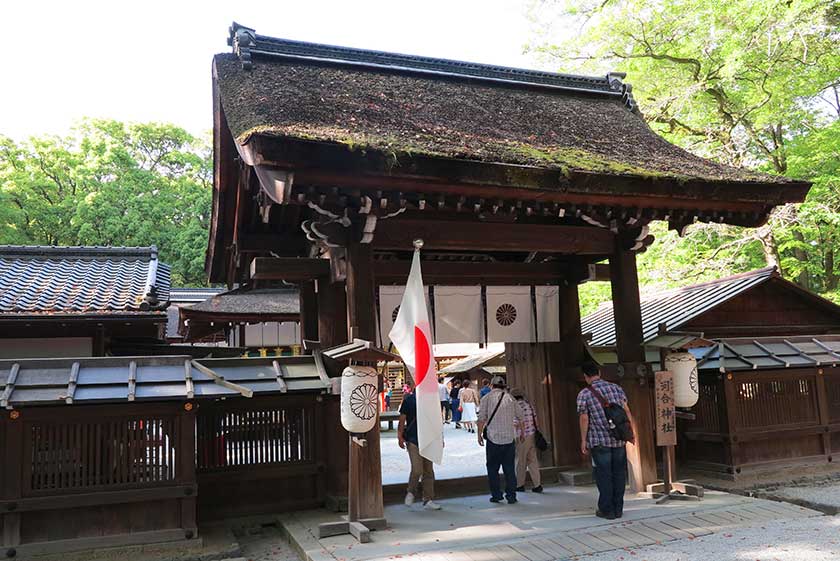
[528,0,840,314]
[0,120,212,285]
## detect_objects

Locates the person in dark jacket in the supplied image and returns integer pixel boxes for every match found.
[449,380,462,428]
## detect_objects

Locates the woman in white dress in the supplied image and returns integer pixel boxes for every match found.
[458,380,479,433]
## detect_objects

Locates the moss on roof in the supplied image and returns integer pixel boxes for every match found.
[214,53,793,185]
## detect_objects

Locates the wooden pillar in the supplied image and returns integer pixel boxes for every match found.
[609,243,657,491]
[317,279,349,502]
[345,241,384,522]
[299,281,319,347]
[317,280,348,349]
[546,281,587,467]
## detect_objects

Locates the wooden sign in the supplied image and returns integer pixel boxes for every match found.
[655,370,677,447]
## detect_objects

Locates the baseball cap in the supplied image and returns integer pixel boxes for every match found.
[490,375,507,387]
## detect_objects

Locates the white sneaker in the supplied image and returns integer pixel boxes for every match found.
[404,492,415,506]
[423,500,442,511]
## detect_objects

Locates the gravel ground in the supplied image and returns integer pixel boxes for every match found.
[583,515,840,561]
[381,422,487,484]
[773,482,840,510]
[232,522,300,561]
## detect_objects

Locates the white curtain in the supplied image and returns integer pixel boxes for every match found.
[535,286,561,342]
[378,286,431,348]
[433,286,483,344]
[486,286,534,343]
[244,322,300,346]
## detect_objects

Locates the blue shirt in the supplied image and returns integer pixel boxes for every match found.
[576,379,628,449]
[399,393,418,446]
[480,386,491,398]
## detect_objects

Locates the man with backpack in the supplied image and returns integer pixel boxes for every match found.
[576,362,636,520]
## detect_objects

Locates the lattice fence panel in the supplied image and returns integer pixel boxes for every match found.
[196,403,315,470]
[733,376,819,429]
[27,416,178,493]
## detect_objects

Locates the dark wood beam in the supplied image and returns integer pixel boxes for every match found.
[248,135,808,212]
[250,257,330,281]
[374,260,568,285]
[373,218,614,254]
[299,281,319,345]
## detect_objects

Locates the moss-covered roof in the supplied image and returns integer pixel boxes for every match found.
[214,52,796,185]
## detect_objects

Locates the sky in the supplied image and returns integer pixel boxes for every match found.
[0,0,551,140]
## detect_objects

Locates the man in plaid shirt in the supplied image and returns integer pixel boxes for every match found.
[576,362,636,520]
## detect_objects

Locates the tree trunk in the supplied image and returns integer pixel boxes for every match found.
[826,246,837,291]
[792,230,811,290]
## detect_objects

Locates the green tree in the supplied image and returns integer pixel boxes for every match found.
[528,0,840,295]
[0,120,212,285]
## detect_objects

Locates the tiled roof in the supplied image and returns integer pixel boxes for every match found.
[582,267,778,347]
[0,246,170,317]
[169,287,225,304]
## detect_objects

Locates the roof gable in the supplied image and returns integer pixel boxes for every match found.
[0,246,170,317]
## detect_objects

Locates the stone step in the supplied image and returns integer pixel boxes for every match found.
[558,468,593,486]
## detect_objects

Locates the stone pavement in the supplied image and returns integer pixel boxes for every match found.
[280,486,822,561]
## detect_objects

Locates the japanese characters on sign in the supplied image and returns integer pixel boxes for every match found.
[655,370,677,447]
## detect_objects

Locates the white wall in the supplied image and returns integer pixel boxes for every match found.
[0,337,93,359]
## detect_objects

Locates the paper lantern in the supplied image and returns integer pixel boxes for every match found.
[665,352,699,408]
[340,366,379,433]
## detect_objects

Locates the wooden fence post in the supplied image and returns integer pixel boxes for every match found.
[2,412,22,553]
[177,405,198,539]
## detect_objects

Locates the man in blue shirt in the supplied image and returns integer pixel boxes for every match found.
[576,362,636,520]
[398,385,442,511]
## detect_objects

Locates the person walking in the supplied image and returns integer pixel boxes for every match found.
[576,362,635,520]
[512,388,543,493]
[449,379,462,428]
[458,380,479,433]
[477,376,521,504]
[438,378,451,424]
[479,378,492,398]
[398,383,442,510]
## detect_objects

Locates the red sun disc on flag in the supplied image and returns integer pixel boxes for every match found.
[414,326,431,385]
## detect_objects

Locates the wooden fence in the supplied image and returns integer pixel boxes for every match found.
[0,403,196,557]
[681,367,840,476]
[195,394,328,520]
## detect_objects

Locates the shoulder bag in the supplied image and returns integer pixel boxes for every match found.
[587,384,635,443]
[482,392,505,443]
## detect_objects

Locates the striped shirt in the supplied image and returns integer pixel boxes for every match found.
[515,399,537,438]
[576,379,628,449]
[478,389,521,445]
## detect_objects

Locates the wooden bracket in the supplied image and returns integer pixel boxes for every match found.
[351,436,368,448]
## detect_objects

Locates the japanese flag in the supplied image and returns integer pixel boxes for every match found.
[389,248,444,464]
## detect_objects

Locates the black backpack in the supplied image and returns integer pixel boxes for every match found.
[587,384,635,443]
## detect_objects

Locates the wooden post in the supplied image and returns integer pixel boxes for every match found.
[177,405,198,539]
[299,281,319,347]
[317,280,348,349]
[2,413,22,552]
[549,281,587,468]
[609,242,657,491]
[345,241,384,522]
[317,279,349,505]
[815,367,832,461]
